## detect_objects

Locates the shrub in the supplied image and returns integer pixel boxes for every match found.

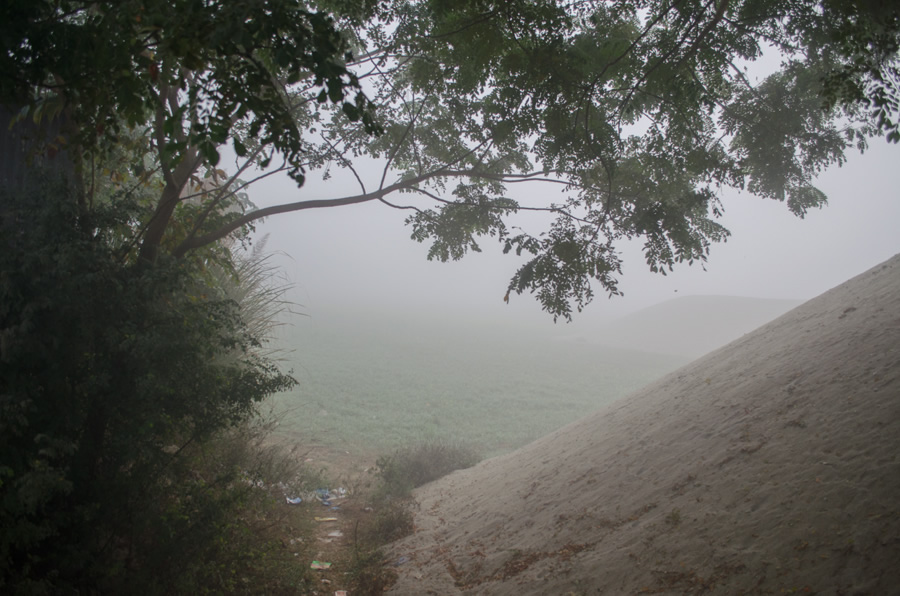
[345,440,480,593]
[376,439,480,499]
[135,416,322,594]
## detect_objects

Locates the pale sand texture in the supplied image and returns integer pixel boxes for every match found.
[387,255,900,595]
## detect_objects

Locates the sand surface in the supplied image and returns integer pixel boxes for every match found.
[387,255,900,595]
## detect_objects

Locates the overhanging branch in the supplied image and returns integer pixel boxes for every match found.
[172,169,444,257]
[171,162,616,259]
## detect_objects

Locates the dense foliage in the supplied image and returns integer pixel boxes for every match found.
[1,0,380,264]
[0,178,294,592]
[0,0,379,170]
[3,0,898,318]
[351,0,900,318]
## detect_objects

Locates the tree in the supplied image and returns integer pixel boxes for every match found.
[0,176,298,592]
[333,0,899,319]
[1,0,381,257]
[3,0,898,319]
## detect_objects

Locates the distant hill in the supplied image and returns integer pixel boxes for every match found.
[594,295,802,358]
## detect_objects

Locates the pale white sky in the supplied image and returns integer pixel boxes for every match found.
[252,138,899,333]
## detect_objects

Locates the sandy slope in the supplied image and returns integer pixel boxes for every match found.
[387,255,900,595]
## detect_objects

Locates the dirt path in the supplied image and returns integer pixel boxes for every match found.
[275,443,396,594]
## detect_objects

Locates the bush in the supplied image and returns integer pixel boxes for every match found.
[345,440,480,593]
[376,440,480,499]
[134,416,323,594]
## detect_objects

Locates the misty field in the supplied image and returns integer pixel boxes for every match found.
[270,315,689,457]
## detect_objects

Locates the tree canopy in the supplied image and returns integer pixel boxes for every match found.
[2,0,898,318]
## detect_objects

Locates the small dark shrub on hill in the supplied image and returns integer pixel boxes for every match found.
[349,441,480,594]
[364,440,480,544]
[376,440,480,498]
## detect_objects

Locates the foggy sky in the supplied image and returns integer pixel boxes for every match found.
[250,139,900,334]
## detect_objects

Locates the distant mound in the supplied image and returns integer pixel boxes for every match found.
[595,295,802,358]
[388,256,900,595]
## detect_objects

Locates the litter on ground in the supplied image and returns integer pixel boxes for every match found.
[316,487,348,505]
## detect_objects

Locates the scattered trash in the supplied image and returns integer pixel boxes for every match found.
[327,530,343,538]
[316,487,348,506]
[310,560,332,570]
[393,556,409,566]
[335,591,348,596]
[314,517,339,522]
[285,496,303,505]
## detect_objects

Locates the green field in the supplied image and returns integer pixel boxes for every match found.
[270,314,689,457]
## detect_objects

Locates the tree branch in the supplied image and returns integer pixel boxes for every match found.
[172,170,444,256]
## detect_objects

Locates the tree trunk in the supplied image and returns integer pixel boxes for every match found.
[137,181,183,264]
[137,149,200,264]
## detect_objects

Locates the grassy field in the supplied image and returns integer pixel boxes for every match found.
[269,314,689,457]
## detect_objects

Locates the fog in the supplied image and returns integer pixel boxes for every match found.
[251,140,900,340]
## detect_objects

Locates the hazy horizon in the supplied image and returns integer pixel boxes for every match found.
[251,138,899,338]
